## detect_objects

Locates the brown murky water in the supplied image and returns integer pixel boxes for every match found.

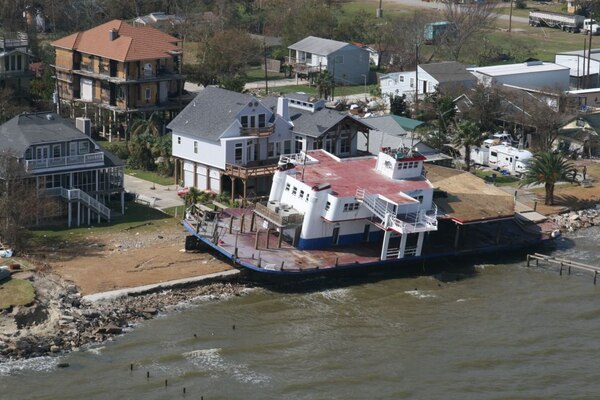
[2,228,600,399]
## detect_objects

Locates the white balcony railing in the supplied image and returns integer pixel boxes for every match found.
[25,152,104,172]
[356,188,438,234]
[45,187,111,221]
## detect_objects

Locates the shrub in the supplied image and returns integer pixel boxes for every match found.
[515,0,526,9]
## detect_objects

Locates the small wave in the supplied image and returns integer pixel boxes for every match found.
[184,348,270,384]
[0,356,60,376]
[404,290,437,299]
[87,346,105,355]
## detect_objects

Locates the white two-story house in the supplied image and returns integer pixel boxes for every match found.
[380,61,476,103]
[0,112,125,227]
[260,148,437,258]
[168,87,372,204]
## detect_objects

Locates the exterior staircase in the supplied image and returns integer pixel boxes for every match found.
[356,188,437,234]
[45,187,111,225]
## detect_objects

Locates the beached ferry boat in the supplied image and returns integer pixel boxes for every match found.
[182,148,552,278]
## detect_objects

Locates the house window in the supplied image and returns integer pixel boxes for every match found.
[294,136,303,153]
[292,186,297,195]
[325,201,331,211]
[145,88,151,102]
[117,86,125,100]
[177,136,181,145]
[299,190,304,198]
[275,142,281,155]
[78,141,89,154]
[235,143,243,163]
[69,142,77,156]
[52,144,61,158]
[268,142,274,157]
[16,55,22,71]
[416,195,424,203]
[285,183,290,191]
[284,140,291,154]
[340,133,350,154]
[36,146,49,159]
[258,114,266,127]
[194,141,198,154]
[343,203,350,212]
[241,115,248,128]
[399,76,404,82]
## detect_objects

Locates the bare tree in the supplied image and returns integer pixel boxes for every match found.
[502,87,578,152]
[0,150,54,250]
[441,1,497,61]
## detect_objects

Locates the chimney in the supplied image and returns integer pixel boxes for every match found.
[277,97,290,122]
[109,29,118,41]
[76,117,91,137]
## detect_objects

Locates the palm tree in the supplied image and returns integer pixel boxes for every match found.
[451,120,486,172]
[315,70,334,100]
[521,151,573,206]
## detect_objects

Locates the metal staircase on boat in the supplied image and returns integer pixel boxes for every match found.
[356,188,437,234]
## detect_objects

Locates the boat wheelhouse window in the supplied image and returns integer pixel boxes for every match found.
[343,203,350,212]
[177,136,181,145]
[325,201,331,211]
[285,183,290,191]
[194,141,198,154]
[491,151,498,157]
[416,195,424,203]
[299,190,304,198]
[292,186,297,195]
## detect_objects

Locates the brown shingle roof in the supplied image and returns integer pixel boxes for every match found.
[51,20,181,62]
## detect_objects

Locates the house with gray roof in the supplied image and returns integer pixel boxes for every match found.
[168,87,372,203]
[380,61,476,103]
[287,36,370,85]
[0,112,124,226]
[0,33,33,94]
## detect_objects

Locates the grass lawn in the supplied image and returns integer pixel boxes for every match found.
[29,202,178,245]
[162,205,186,218]
[472,168,521,187]
[246,66,286,82]
[0,279,35,309]
[126,169,174,186]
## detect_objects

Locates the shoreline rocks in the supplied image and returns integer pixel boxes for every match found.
[0,275,250,362]
[552,207,600,232]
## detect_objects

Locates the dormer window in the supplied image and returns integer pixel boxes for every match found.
[241,115,248,128]
[79,141,89,154]
[258,114,265,128]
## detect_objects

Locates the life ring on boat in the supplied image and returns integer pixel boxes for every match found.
[550,230,561,239]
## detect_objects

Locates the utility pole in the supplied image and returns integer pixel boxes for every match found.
[414,44,419,116]
[263,39,268,95]
[587,13,593,90]
[377,0,383,18]
[508,0,514,32]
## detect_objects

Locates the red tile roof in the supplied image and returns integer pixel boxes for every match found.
[300,150,432,205]
[51,20,181,62]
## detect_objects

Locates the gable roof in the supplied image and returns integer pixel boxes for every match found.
[167,87,258,141]
[419,62,476,84]
[0,112,91,155]
[51,19,180,62]
[290,108,373,138]
[288,36,352,56]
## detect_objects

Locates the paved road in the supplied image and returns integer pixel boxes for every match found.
[124,174,184,210]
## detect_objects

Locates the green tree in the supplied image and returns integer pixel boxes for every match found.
[389,94,410,117]
[127,113,162,170]
[521,152,574,205]
[451,120,485,171]
[219,75,248,93]
[315,70,334,100]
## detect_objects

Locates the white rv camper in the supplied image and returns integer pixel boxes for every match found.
[488,144,533,176]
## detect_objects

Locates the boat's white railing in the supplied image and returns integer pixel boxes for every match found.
[356,188,437,234]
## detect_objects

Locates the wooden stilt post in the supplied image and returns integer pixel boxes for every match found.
[250,212,255,232]
[265,228,271,249]
[229,216,234,234]
[526,254,530,267]
[240,214,245,233]
[278,228,283,248]
[254,230,260,249]
[595,271,598,285]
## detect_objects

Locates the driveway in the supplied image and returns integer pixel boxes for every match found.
[124,174,184,210]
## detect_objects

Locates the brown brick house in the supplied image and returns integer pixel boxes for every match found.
[51,20,187,138]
